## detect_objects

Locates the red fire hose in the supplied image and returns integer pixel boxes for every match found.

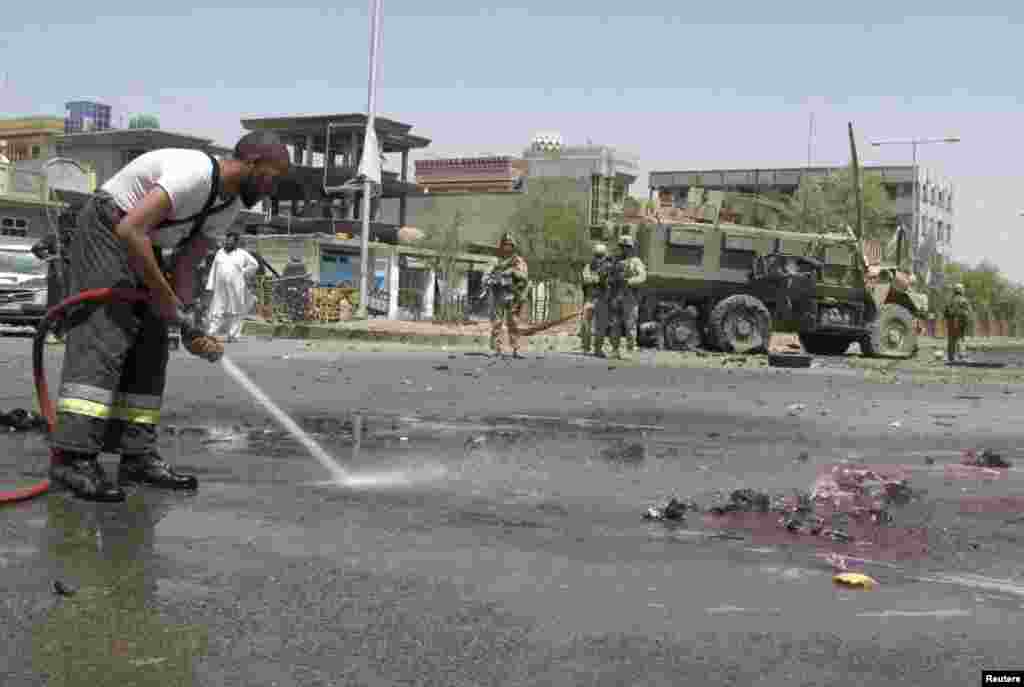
[0,288,150,504]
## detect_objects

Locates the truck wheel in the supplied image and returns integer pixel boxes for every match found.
[862,303,918,358]
[663,309,702,350]
[709,294,771,353]
[798,333,855,356]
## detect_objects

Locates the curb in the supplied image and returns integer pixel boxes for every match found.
[241,320,583,351]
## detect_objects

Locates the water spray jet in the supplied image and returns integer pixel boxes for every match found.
[0,287,434,504]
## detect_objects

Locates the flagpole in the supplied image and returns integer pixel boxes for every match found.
[357,0,382,319]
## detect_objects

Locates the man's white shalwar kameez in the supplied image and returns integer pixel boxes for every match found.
[205,247,258,341]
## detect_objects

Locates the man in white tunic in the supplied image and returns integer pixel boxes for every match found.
[204,231,258,342]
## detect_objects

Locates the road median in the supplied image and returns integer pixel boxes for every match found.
[241,319,583,351]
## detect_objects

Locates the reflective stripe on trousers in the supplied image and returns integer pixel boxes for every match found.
[56,383,162,425]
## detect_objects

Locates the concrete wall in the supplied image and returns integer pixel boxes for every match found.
[403,178,590,246]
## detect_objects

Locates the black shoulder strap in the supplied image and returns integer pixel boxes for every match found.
[157,152,233,232]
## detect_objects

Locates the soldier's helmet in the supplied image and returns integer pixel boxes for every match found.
[499,231,516,248]
[593,243,608,256]
[954,283,965,295]
[618,235,635,248]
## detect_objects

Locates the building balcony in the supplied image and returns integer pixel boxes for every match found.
[278,165,418,201]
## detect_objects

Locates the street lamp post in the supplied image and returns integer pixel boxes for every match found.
[356,0,383,319]
[870,136,960,272]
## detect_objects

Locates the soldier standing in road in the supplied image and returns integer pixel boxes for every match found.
[579,243,610,356]
[487,231,529,358]
[606,234,647,359]
[944,282,972,362]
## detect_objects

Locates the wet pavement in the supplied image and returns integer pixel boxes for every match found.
[2,336,1024,685]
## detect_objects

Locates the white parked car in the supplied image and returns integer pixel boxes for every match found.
[0,240,49,327]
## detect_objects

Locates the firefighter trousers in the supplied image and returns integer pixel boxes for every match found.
[50,192,169,457]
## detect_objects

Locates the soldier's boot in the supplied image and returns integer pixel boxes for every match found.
[610,337,623,359]
[593,336,606,358]
[490,328,504,357]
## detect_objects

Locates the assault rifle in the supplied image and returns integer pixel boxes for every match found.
[477,270,515,305]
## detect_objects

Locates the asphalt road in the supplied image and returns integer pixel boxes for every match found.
[2,334,1024,686]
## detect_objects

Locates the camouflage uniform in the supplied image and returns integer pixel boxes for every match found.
[944,283,972,362]
[488,232,530,356]
[606,235,648,359]
[579,244,610,355]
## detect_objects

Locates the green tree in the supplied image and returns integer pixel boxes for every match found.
[505,177,590,319]
[128,114,160,129]
[781,169,896,241]
[420,209,471,322]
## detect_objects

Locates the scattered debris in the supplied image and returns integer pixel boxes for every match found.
[600,441,646,463]
[795,451,810,463]
[786,403,807,416]
[0,408,47,432]
[832,572,878,590]
[643,497,695,521]
[52,580,77,597]
[709,488,772,515]
[464,435,486,452]
[925,456,936,465]
[433,364,450,371]
[889,421,902,429]
[955,394,983,401]
[961,448,1012,469]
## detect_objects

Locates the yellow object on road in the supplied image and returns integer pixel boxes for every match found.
[833,572,878,589]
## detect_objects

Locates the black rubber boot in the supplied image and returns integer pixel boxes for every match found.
[119,452,198,490]
[50,453,126,503]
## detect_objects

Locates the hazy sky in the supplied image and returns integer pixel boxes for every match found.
[2,2,1021,278]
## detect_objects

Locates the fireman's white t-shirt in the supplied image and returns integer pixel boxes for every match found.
[102,149,242,248]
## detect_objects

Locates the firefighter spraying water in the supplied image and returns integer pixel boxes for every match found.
[44,132,291,503]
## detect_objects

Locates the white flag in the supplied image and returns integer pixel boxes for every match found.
[357,124,382,186]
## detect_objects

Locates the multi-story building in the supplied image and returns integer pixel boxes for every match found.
[0,116,91,239]
[0,158,95,239]
[523,133,639,241]
[648,164,954,263]
[55,127,231,186]
[0,116,65,171]
[64,101,112,134]
[414,156,528,194]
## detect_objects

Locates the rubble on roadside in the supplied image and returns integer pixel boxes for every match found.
[0,408,48,432]
[960,448,1011,469]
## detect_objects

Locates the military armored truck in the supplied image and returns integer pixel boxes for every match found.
[628,192,928,358]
